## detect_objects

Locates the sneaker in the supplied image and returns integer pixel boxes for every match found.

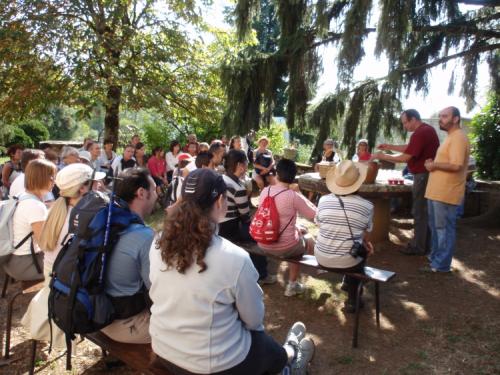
[284,282,305,297]
[418,265,438,273]
[399,245,425,256]
[258,274,278,285]
[286,322,307,344]
[290,337,315,375]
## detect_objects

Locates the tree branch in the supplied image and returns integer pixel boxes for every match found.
[413,22,500,39]
[401,42,500,73]
[309,28,377,50]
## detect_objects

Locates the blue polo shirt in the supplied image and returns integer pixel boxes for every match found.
[105,223,155,297]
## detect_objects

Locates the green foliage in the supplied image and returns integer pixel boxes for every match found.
[470,94,500,180]
[1,0,224,144]
[255,121,287,156]
[224,0,499,145]
[338,0,373,81]
[18,120,49,147]
[6,127,34,148]
[296,143,315,164]
[44,106,78,140]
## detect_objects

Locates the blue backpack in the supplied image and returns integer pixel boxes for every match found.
[48,191,147,367]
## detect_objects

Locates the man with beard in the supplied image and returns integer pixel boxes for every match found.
[422,106,470,273]
[372,109,439,255]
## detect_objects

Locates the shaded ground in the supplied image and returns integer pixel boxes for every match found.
[1,212,499,374]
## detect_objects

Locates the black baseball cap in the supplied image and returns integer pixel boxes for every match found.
[182,168,227,209]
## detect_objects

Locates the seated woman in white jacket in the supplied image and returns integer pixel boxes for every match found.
[149,168,315,375]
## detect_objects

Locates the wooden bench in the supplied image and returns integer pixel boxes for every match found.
[258,253,396,348]
[83,331,171,375]
[3,279,44,360]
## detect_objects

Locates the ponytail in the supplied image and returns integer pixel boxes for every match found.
[38,183,85,251]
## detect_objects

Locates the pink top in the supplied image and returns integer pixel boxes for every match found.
[358,151,372,161]
[257,186,317,253]
[148,156,167,178]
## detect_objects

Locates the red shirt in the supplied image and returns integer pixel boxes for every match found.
[147,156,166,178]
[405,123,440,174]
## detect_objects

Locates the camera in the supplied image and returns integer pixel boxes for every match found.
[349,241,367,258]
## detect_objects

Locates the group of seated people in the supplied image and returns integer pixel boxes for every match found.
[0,132,376,375]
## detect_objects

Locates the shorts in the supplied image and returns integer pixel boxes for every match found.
[257,233,312,259]
[252,170,275,181]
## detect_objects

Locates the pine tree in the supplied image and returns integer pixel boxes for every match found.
[222,0,500,157]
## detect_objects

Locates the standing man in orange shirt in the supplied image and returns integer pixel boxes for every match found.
[422,107,470,273]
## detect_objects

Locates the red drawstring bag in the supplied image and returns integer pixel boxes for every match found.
[250,188,293,244]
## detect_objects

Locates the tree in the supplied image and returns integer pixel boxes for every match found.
[470,93,500,180]
[222,0,500,157]
[252,0,287,117]
[1,1,224,147]
[44,106,79,140]
[0,3,70,123]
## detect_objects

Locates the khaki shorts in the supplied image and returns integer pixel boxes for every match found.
[257,234,313,259]
[101,309,151,344]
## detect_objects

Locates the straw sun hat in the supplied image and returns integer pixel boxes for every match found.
[325,160,368,195]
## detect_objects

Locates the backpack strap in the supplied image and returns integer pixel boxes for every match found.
[13,231,33,249]
[271,187,289,198]
[268,187,295,237]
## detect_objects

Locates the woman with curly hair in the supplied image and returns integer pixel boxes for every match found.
[149,168,315,375]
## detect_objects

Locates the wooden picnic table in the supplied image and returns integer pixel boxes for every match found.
[298,171,413,243]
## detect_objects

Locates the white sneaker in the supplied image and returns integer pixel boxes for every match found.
[258,274,278,285]
[286,322,307,344]
[291,337,315,375]
[284,282,305,297]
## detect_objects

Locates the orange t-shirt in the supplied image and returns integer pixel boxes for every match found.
[425,128,470,205]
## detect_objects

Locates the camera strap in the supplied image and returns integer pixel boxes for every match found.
[336,195,356,244]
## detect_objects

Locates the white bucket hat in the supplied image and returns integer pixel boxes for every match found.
[56,163,106,190]
[326,160,368,195]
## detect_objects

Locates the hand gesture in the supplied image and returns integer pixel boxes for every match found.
[377,144,389,150]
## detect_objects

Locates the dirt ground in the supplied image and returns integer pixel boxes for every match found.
[1,213,499,375]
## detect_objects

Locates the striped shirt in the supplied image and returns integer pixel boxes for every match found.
[220,174,250,223]
[314,194,373,268]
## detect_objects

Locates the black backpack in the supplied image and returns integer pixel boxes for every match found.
[48,190,147,369]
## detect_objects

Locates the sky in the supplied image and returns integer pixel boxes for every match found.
[202,1,491,119]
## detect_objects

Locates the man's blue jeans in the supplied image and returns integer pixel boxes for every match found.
[427,199,458,272]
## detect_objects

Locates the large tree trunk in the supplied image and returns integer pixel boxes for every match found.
[103,85,122,150]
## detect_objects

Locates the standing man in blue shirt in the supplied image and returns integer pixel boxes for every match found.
[101,168,157,344]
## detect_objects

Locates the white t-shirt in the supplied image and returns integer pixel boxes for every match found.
[165,152,179,172]
[9,174,55,202]
[9,173,25,198]
[12,193,48,256]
